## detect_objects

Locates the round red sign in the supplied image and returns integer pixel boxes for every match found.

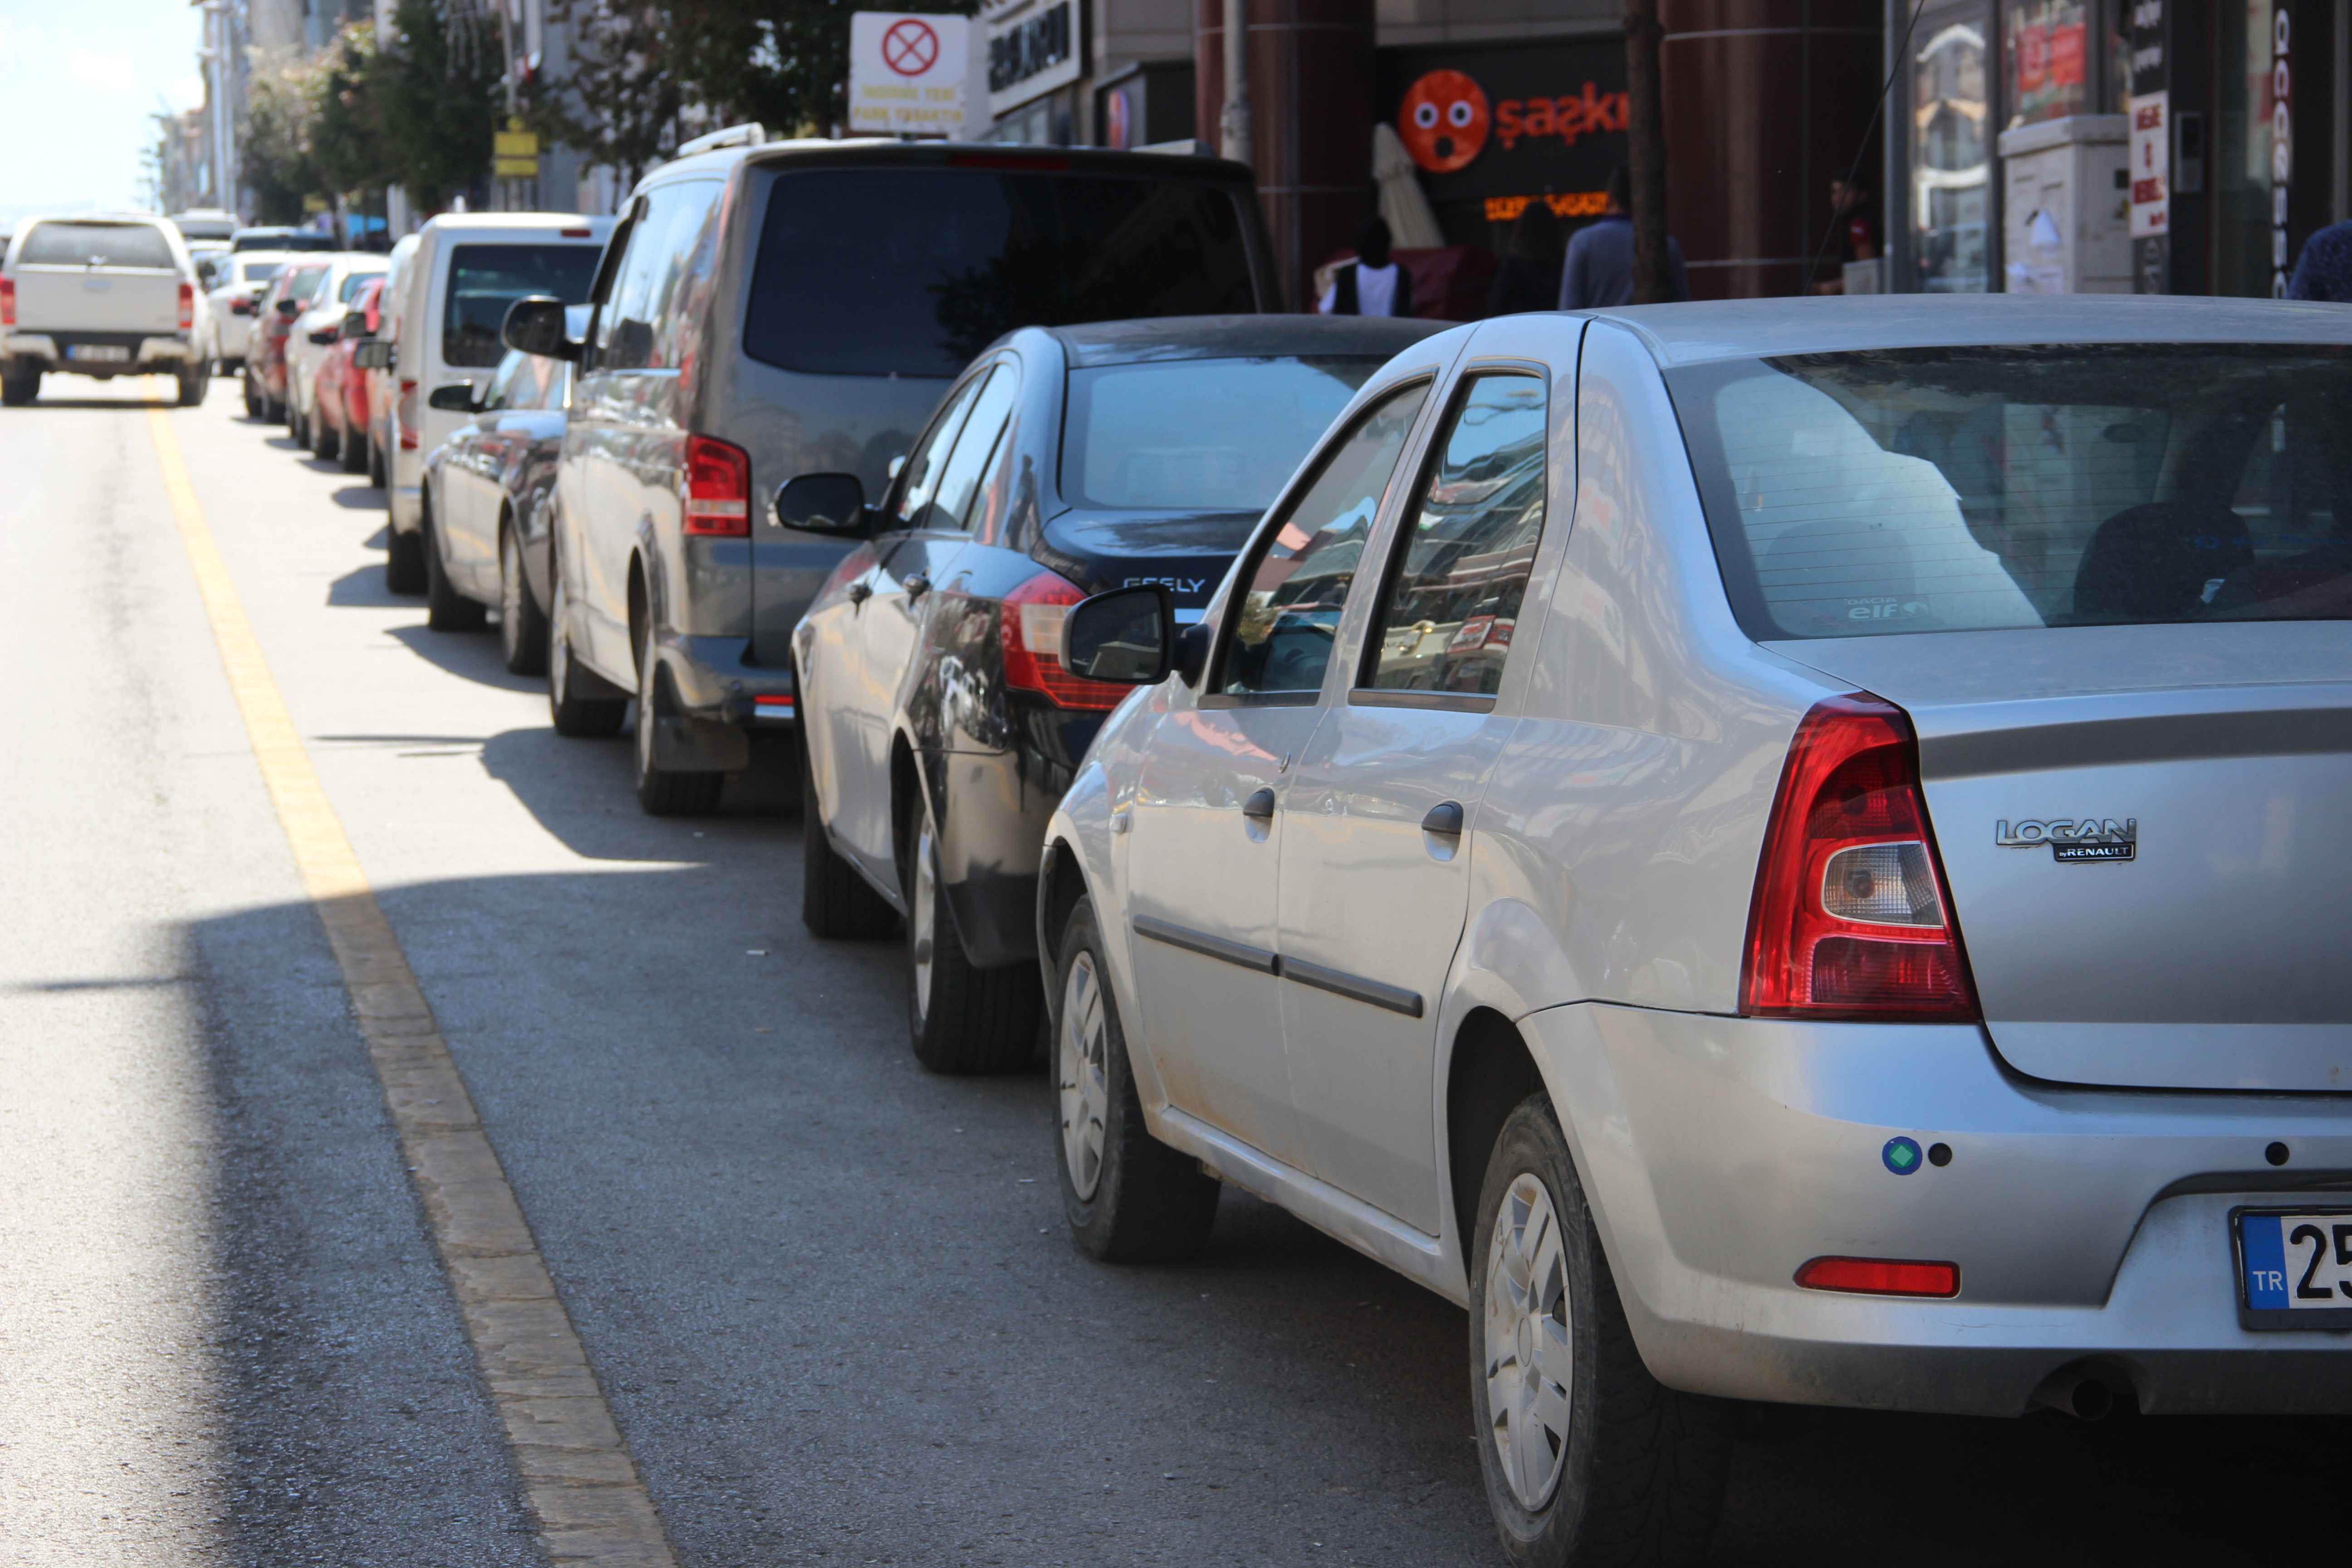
[883,18,940,77]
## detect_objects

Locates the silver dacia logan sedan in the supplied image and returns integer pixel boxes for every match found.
[1034,297,2352,1566]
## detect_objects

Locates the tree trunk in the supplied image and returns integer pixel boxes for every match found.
[1624,0,1670,304]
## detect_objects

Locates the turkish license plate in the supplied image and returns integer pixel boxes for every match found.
[2233,1208,2352,1329]
[67,344,131,363]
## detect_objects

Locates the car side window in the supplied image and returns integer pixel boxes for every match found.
[1362,373,1549,696]
[481,354,526,412]
[596,181,717,371]
[892,372,990,529]
[921,365,1019,533]
[1218,382,1431,697]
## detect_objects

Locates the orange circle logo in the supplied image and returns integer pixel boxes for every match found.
[1398,70,1490,173]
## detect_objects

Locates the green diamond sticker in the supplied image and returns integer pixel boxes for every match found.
[1883,1136,1922,1174]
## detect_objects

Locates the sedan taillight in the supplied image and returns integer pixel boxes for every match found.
[178,282,194,330]
[2,276,16,328]
[1740,693,1978,1020]
[1000,570,1134,712]
[681,434,750,536]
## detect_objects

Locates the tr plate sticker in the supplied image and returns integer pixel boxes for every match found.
[1882,1137,1923,1175]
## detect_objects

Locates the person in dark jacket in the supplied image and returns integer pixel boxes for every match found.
[2288,222,2352,301]
[1318,215,1416,316]
[1488,200,1565,316]
[1558,165,1691,309]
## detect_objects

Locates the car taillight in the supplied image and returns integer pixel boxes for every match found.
[230,295,255,316]
[1,277,15,327]
[1000,571,1134,712]
[1740,693,1978,1020]
[1795,1256,1959,1298]
[178,282,194,330]
[397,379,419,448]
[681,434,750,536]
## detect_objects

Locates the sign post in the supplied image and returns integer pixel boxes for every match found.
[849,13,981,137]
[2127,0,2169,292]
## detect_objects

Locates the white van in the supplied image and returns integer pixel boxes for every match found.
[382,213,613,590]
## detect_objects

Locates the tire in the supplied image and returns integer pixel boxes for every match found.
[498,518,549,676]
[368,432,387,487]
[632,617,724,816]
[905,791,1042,1073]
[1468,1097,1730,1568]
[339,417,368,474]
[422,513,486,632]
[385,522,426,595]
[547,548,627,738]
[177,364,209,407]
[314,406,340,461]
[242,374,261,419]
[798,736,898,939]
[0,373,36,407]
[1054,896,1220,1261]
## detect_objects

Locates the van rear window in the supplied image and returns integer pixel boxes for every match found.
[444,244,603,367]
[743,170,1258,377]
[17,222,176,269]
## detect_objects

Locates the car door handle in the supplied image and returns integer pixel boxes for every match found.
[846,581,872,605]
[1422,801,1465,835]
[1241,787,1277,822]
[903,574,931,599]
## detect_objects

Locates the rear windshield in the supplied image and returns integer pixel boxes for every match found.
[443,243,602,367]
[1063,357,1382,511]
[242,260,284,284]
[286,267,329,302]
[744,169,1257,377]
[17,221,175,269]
[338,269,384,303]
[1669,345,2352,637]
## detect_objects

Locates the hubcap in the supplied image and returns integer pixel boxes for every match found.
[500,531,523,659]
[1057,952,1109,1199]
[634,637,657,779]
[549,573,572,703]
[908,823,938,1022]
[1485,1171,1573,1511]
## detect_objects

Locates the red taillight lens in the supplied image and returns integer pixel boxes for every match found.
[1741,693,1978,1020]
[397,380,420,448]
[1795,1256,1959,1298]
[178,282,194,330]
[2,277,16,327]
[1000,571,1135,711]
[230,295,255,316]
[682,434,750,536]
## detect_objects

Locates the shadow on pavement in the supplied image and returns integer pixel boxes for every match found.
[328,484,384,511]
[364,526,390,550]
[327,564,404,609]
[477,726,796,862]
[382,624,541,694]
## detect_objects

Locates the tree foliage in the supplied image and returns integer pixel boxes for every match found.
[377,0,504,212]
[241,52,324,224]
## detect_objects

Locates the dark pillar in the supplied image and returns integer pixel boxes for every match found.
[1661,0,1883,297]
[1198,0,1378,309]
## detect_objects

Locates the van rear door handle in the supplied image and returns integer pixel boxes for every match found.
[1241,787,1277,821]
[846,581,872,605]
[1421,801,1465,835]
[903,574,931,599]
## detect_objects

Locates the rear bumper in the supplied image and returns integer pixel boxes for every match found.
[1525,1002,2352,1416]
[3,332,196,371]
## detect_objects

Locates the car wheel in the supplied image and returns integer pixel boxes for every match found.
[547,552,627,739]
[631,618,724,816]
[314,407,340,462]
[422,514,486,632]
[265,393,286,425]
[385,522,426,595]
[0,372,37,407]
[1469,1096,1730,1568]
[904,794,1041,1074]
[241,372,260,419]
[368,433,386,487]
[1054,896,1220,1260]
[798,732,897,939]
[177,364,209,407]
[339,419,368,474]
[499,519,549,675]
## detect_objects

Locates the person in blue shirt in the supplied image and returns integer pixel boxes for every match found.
[1558,165,1691,310]
[2288,222,2352,302]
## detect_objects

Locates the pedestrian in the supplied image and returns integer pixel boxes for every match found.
[1813,176,1878,294]
[2287,221,2352,300]
[1487,200,1565,316]
[1558,164,1690,310]
[1318,215,1416,316]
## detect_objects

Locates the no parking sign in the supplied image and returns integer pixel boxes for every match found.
[849,12,983,137]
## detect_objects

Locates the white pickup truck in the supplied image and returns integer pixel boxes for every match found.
[2,214,210,407]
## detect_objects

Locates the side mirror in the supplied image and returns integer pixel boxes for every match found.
[353,340,394,372]
[501,295,579,361]
[427,382,480,413]
[306,328,340,346]
[1174,620,1212,686]
[771,472,871,534]
[1063,584,1174,686]
[274,297,302,319]
[343,309,368,338]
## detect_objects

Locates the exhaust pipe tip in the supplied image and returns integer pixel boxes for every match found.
[2030,1361,2139,1421]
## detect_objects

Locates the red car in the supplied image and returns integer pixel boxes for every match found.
[241,257,330,423]
[313,275,385,478]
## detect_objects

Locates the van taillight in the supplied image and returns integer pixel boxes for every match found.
[1000,571,1133,711]
[397,380,419,448]
[178,282,194,330]
[1,277,14,327]
[682,434,750,536]
[1741,693,1978,1020]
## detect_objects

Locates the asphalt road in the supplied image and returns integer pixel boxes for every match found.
[3,377,2344,1568]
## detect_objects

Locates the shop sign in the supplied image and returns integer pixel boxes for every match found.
[988,0,1082,117]
[2270,5,2292,297]
[494,120,539,181]
[849,12,979,137]
[1377,40,1628,230]
[2127,0,2168,290]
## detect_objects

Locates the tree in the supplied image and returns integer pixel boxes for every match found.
[314,24,397,201]
[378,0,503,213]
[242,52,325,224]
[542,0,686,188]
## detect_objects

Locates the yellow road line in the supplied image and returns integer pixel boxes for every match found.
[145,405,678,1567]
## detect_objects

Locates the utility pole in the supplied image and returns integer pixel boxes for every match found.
[1219,0,1250,167]
[1623,0,1669,303]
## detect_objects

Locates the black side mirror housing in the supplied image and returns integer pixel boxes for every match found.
[427,382,481,413]
[501,295,579,361]
[353,340,394,372]
[343,309,368,338]
[1174,620,1212,687]
[771,472,872,535]
[1063,584,1174,686]
[305,328,340,346]
[274,298,302,319]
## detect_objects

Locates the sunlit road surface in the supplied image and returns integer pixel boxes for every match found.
[2,376,2346,1568]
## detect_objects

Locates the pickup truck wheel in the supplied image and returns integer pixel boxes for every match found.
[176,364,209,407]
[1469,1097,1730,1568]
[546,561,627,738]
[0,372,36,407]
[632,622,724,816]
[499,520,549,675]
[384,521,425,595]
[423,516,486,632]
[1054,896,1219,1260]
[798,735,897,939]
[905,796,1041,1074]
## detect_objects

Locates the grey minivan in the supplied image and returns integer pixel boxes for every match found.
[518,131,1277,814]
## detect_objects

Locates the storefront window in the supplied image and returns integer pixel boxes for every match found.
[2215,0,2288,296]
[2003,0,2092,127]
[1915,18,1993,290]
